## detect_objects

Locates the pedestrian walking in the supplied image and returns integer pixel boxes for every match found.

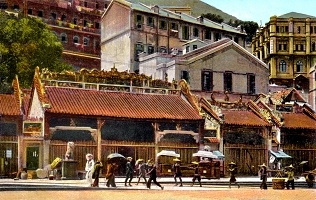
[146,165,164,190]
[92,160,103,187]
[85,153,95,187]
[146,158,154,172]
[173,158,183,186]
[136,159,147,185]
[124,157,134,186]
[285,164,295,190]
[228,161,240,188]
[105,161,117,188]
[190,161,202,187]
[258,163,267,190]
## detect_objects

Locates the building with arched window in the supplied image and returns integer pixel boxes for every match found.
[252,12,316,108]
[5,0,110,70]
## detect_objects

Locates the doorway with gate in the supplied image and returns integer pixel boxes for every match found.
[26,146,39,170]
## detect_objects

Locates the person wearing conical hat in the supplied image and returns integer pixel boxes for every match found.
[173,158,183,187]
[285,164,295,189]
[190,161,202,187]
[124,157,134,187]
[227,161,240,189]
[258,163,267,190]
[135,159,147,186]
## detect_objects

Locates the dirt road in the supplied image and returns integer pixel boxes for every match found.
[2,187,316,200]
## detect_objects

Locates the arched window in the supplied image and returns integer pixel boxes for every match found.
[83,37,89,46]
[61,14,67,22]
[279,60,287,72]
[61,33,68,43]
[296,60,303,72]
[73,36,79,44]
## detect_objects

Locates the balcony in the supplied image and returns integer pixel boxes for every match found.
[44,18,101,34]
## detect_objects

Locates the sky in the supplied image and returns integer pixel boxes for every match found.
[201,0,316,26]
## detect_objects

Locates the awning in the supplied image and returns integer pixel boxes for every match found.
[270,150,291,159]
[193,150,218,159]
[212,150,225,159]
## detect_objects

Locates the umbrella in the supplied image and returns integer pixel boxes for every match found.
[157,150,180,157]
[107,153,126,161]
[299,161,308,165]
[192,150,218,159]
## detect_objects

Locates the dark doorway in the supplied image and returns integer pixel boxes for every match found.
[26,147,39,170]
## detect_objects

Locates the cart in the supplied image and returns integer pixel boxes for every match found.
[192,150,220,179]
[157,150,180,176]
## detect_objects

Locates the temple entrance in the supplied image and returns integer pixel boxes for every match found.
[26,146,39,170]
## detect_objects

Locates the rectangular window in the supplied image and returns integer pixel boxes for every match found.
[181,70,190,83]
[147,45,154,54]
[186,46,190,53]
[135,14,144,25]
[147,17,154,27]
[201,70,213,91]
[193,28,199,37]
[159,20,167,30]
[205,30,212,40]
[215,32,221,41]
[224,71,232,92]
[38,10,43,17]
[297,26,301,33]
[182,25,189,40]
[28,9,32,15]
[204,130,216,137]
[193,45,197,50]
[134,43,144,61]
[234,37,238,43]
[247,74,256,94]
[171,22,178,30]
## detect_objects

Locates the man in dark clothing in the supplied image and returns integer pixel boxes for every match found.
[92,160,103,187]
[191,161,202,187]
[259,163,268,190]
[125,157,134,186]
[173,158,183,186]
[146,165,164,190]
[228,161,240,188]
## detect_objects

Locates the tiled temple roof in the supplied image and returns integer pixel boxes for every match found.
[282,113,316,130]
[44,87,202,121]
[221,110,270,127]
[0,94,21,116]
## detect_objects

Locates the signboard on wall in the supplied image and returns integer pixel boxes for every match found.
[23,122,42,137]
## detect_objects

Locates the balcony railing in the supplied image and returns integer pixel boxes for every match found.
[44,18,101,34]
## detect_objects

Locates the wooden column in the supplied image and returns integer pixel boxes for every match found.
[97,119,105,162]
[153,122,159,166]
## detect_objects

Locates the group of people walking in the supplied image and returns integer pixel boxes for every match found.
[85,153,300,190]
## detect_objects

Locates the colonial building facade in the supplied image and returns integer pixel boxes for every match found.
[5,0,110,70]
[252,12,316,109]
[139,38,269,97]
[100,0,247,73]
